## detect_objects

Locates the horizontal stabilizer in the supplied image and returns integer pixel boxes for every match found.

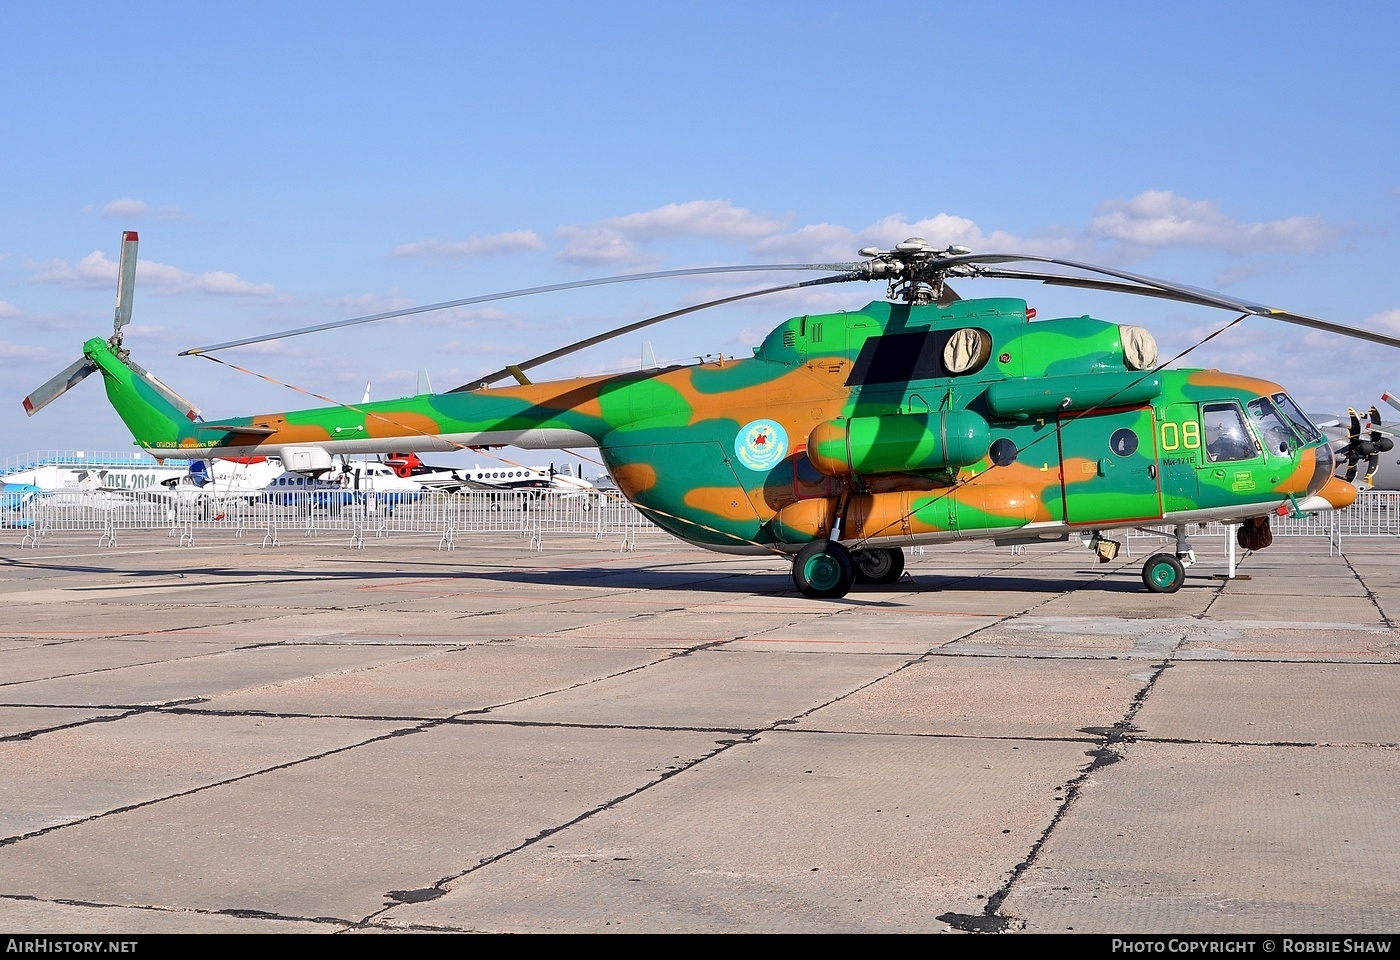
[23,357,98,416]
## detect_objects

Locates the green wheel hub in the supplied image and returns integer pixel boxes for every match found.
[803,553,844,592]
[1142,553,1184,593]
[792,540,856,600]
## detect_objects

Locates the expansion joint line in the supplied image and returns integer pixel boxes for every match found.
[974,637,1184,932]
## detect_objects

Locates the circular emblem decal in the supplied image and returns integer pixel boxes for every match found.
[734,419,788,471]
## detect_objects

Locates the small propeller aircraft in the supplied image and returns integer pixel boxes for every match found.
[24,231,1385,599]
[1316,400,1400,490]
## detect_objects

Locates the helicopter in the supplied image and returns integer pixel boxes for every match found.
[23,231,1386,600]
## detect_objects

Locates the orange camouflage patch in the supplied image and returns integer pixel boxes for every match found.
[684,486,762,523]
[1186,371,1286,397]
[612,463,658,498]
[962,461,1063,523]
[365,410,447,439]
[1274,450,1316,494]
[673,366,846,428]
[262,422,335,444]
[771,497,836,541]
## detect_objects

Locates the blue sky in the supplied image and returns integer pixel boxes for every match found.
[3,1,1399,470]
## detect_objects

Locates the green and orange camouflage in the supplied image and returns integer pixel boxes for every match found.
[80,294,1355,573]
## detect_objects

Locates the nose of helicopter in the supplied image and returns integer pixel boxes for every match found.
[1297,474,1359,512]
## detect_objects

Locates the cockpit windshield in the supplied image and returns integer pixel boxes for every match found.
[1271,392,1322,442]
[1246,397,1297,456]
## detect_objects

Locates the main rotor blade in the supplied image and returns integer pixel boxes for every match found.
[974,269,1233,311]
[948,254,1400,350]
[22,357,97,416]
[452,272,859,391]
[181,262,861,356]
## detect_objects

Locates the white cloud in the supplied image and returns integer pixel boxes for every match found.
[597,200,786,242]
[326,292,419,315]
[0,339,55,361]
[1362,308,1400,336]
[546,193,1336,286]
[752,213,1090,263]
[412,305,524,329]
[555,224,656,267]
[556,200,787,267]
[100,197,194,221]
[390,230,544,259]
[33,251,275,297]
[102,197,150,218]
[0,300,21,318]
[1088,190,1335,254]
[749,222,857,263]
[438,339,514,355]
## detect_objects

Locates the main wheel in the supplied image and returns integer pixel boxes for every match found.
[1142,553,1185,593]
[852,547,905,584]
[792,540,856,600]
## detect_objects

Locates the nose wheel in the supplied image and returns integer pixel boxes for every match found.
[792,540,856,599]
[1142,553,1185,593]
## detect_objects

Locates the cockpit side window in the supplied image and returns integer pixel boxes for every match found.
[1203,402,1258,462]
[1246,397,1297,456]
[1271,392,1322,442]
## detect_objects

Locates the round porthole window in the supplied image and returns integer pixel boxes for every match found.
[989,438,1018,466]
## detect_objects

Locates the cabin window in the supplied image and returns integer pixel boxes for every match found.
[847,329,958,386]
[1202,403,1258,462]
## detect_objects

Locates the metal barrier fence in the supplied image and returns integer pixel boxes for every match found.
[1,489,655,552]
[5,488,1400,553]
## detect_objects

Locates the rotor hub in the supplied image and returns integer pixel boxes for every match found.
[855,238,975,303]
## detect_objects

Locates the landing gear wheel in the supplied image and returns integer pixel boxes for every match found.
[1142,553,1185,593]
[852,547,905,584]
[792,540,856,600]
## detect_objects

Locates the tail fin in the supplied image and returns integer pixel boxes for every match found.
[22,232,202,449]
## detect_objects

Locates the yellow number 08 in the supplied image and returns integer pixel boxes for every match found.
[1160,421,1201,451]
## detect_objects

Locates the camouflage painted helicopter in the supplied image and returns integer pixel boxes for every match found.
[25,232,1386,599]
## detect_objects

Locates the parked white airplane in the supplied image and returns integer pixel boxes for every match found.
[458,462,595,494]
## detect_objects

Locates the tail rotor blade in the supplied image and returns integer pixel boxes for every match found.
[23,358,98,416]
[114,231,138,335]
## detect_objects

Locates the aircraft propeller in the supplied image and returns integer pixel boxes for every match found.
[1335,405,1396,485]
